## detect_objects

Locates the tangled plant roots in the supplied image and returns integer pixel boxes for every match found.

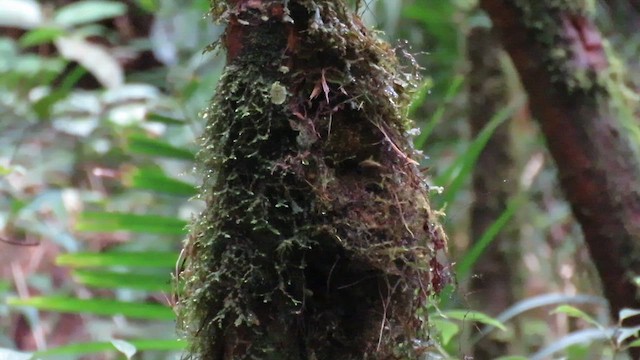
[177,1,449,359]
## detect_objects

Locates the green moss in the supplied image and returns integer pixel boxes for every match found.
[177,1,448,359]
[510,0,604,93]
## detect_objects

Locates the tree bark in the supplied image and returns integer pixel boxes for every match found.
[177,1,449,359]
[467,26,517,359]
[601,0,640,33]
[606,0,640,17]
[479,0,640,350]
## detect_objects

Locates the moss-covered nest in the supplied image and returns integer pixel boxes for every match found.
[176,1,449,359]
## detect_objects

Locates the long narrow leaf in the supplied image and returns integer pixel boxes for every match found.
[620,308,640,323]
[55,37,124,89]
[441,310,507,331]
[54,0,127,27]
[473,293,607,343]
[20,27,66,47]
[430,318,460,347]
[146,113,186,125]
[56,251,178,268]
[531,328,615,360]
[33,339,185,358]
[76,212,187,235]
[72,269,172,292]
[124,167,197,197]
[33,66,87,119]
[127,134,195,161]
[552,304,602,329]
[8,297,174,320]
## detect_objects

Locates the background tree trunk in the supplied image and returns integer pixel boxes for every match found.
[479,0,640,354]
[177,1,449,359]
[467,26,518,359]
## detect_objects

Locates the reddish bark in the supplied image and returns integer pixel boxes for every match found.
[479,0,640,344]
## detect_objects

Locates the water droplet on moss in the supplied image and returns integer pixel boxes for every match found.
[270,81,287,105]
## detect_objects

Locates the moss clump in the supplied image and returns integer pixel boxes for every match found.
[176,1,448,359]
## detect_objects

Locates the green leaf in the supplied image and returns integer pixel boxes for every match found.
[123,338,185,351]
[56,251,178,268]
[55,36,123,89]
[441,310,507,331]
[470,293,607,345]
[531,328,614,360]
[552,305,601,328]
[20,27,66,47]
[407,78,433,116]
[615,326,640,346]
[33,339,185,358]
[33,65,86,119]
[111,340,136,359]
[402,2,457,55]
[495,357,528,360]
[54,1,127,27]
[431,318,460,347]
[124,167,197,197]
[127,134,195,161]
[72,269,172,292]
[0,0,42,29]
[146,113,186,125]
[8,296,174,320]
[565,344,590,360]
[0,280,11,293]
[629,338,640,348]
[135,0,160,12]
[76,212,187,235]
[620,308,640,323]
[0,164,12,176]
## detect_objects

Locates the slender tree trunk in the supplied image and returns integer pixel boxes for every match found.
[177,1,449,359]
[607,0,640,17]
[479,0,640,353]
[467,26,517,359]
[601,0,640,32]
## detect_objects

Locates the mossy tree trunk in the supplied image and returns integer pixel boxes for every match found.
[479,0,640,353]
[177,1,448,359]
